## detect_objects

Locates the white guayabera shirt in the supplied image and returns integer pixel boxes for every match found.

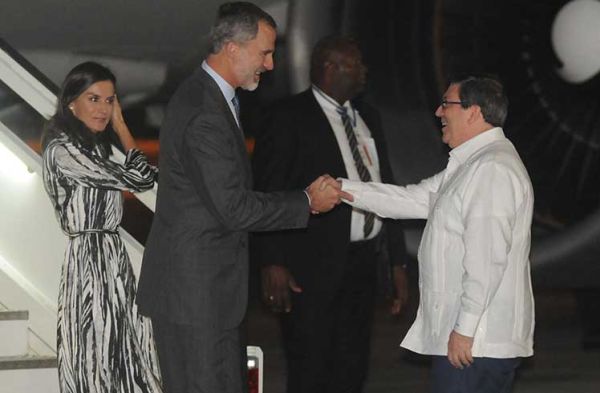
[342,127,535,358]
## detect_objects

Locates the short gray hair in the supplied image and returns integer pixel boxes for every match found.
[209,2,277,54]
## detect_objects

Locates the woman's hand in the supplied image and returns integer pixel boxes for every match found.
[111,95,126,133]
[111,95,136,151]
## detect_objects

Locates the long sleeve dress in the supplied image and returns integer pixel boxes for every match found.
[42,133,162,393]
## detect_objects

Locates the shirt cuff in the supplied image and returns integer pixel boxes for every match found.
[339,178,364,204]
[454,311,480,337]
[339,178,363,192]
[303,190,311,207]
[338,178,349,190]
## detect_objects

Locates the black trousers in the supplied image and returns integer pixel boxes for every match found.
[152,318,247,393]
[430,356,521,393]
[281,240,378,393]
[575,289,600,349]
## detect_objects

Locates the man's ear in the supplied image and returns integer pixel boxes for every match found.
[224,41,239,58]
[467,105,483,124]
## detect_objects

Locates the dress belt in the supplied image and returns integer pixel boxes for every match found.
[66,228,119,238]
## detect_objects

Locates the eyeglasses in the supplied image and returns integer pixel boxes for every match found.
[440,99,464,108]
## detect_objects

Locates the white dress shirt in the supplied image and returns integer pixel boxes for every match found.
[342,128,535,358]
[312,86,382,241]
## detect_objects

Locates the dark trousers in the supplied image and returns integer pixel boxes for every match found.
[152,318,247,393]
[281,240,377,393]
[430,356,521,393]
[575,289,600,349]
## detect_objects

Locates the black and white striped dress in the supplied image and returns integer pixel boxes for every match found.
[42,133,162,393]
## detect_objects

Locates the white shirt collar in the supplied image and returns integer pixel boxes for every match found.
[311,85,350,110]
[450,127,506,165]
[202,60,236,103]
[311,85,356,125]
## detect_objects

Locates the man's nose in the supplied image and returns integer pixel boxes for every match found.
[264,55,274,71]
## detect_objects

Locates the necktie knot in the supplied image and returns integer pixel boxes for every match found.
[336,106,348,117]
[231,95,241,125]
[231,95,240,112]
[337,105,356,129]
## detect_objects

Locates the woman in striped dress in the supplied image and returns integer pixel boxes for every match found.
[41,62,162,393]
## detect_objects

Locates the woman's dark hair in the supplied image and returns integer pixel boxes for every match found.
[41,61,116,156]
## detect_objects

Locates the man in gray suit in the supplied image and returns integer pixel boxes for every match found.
[136,3,347,393]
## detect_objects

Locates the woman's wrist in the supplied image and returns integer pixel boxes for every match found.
[112,121,129,135]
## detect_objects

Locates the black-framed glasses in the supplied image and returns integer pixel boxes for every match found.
[440,99,464,108]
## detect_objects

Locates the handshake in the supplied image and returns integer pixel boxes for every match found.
[306,174,353,214]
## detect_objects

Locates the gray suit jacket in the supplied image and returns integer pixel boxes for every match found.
[137,67,309,329]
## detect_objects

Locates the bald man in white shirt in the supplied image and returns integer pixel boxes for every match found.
[340,76,535,393]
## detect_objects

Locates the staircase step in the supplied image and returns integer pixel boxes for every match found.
[0,355,59,393]
[0,310,28,321]
[0,354,57,370]
[0,310,28,357]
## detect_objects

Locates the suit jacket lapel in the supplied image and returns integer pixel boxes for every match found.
[198,69,252,186]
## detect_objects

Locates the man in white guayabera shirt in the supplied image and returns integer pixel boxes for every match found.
[340,76,535,393]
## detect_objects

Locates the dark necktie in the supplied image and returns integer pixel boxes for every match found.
[337,106,375,237]
[231,95,241,127]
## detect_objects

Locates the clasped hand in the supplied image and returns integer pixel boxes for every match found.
[307,174,353,214]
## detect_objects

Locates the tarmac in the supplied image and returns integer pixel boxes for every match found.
[246,287,600,393]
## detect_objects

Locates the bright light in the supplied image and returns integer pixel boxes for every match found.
[552,0,600,83]
[0,141,35,182]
